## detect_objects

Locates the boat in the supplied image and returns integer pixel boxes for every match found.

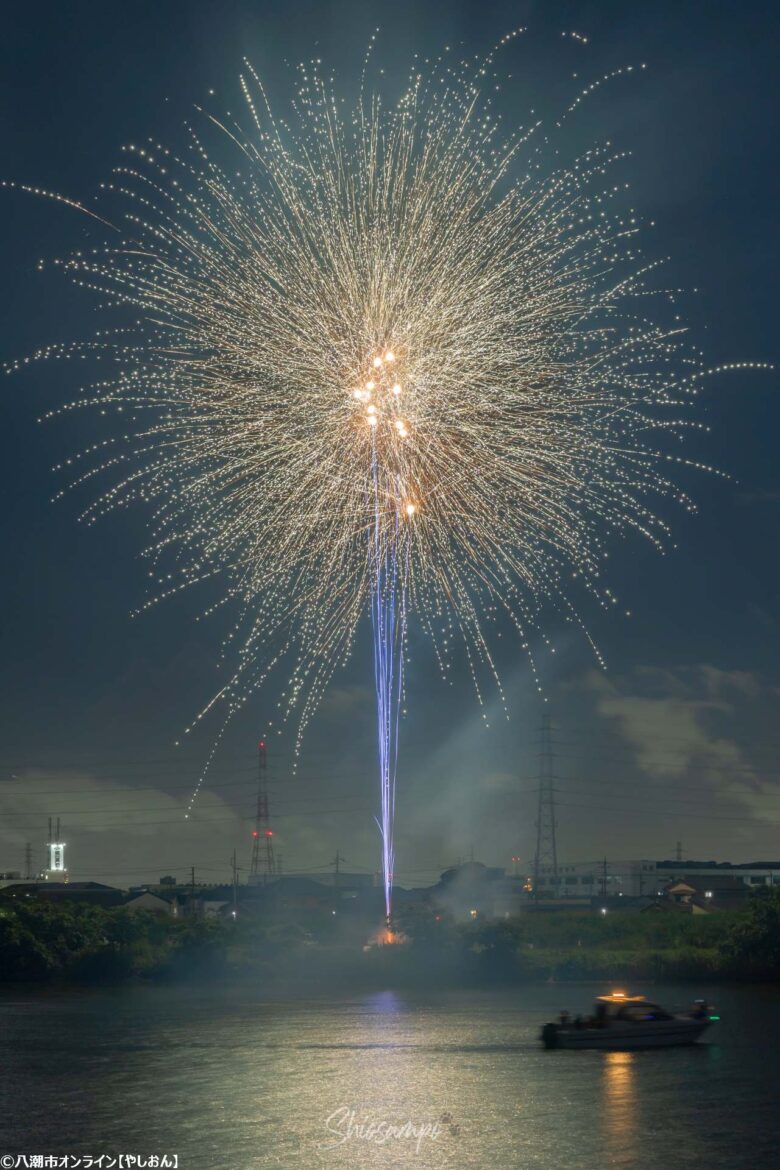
[541,992,719,1049]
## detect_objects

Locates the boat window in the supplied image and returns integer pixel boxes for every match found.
[643,1003,673,1019]
[616,1003,672,1022]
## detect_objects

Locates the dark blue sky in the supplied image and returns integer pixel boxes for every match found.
[1,0,778,885]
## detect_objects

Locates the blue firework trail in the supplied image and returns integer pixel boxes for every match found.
[370,437,406,918]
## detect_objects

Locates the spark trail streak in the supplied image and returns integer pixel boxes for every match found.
[8,31,748,913]
[370,433,405,918]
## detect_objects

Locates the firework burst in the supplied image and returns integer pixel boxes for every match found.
[8,32,754,910]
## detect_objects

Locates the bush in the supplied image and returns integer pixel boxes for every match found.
[720,887,780,978]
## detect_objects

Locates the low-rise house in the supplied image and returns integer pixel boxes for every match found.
[660,874,750,913]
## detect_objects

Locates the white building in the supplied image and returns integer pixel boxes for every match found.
[533,859,780,899]
[534,859,658,898]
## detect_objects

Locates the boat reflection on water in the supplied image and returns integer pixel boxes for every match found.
[603,1050,637,1155]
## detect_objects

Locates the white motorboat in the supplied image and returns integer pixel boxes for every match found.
[541,993,719,1049]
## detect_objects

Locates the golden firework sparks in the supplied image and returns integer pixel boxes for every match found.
[9,33,762,830]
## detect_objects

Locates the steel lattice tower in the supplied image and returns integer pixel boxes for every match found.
[250,738,276,881]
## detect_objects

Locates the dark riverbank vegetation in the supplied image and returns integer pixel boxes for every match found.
[1,887,778,986]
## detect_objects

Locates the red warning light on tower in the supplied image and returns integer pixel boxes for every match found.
[265,830,274,837]
[252,830,259,839]
[258,740,266,750]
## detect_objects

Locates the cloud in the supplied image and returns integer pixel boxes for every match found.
[0,770,246,885]
[579,665,778,826]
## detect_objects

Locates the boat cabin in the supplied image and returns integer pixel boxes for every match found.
[594,994,673,1022]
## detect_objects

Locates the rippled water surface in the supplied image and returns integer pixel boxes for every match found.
[1,982,778,1168]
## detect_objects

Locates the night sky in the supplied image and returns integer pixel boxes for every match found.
[1,0,778,887]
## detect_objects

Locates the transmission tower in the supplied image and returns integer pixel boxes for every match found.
[532,712,558,900]
[24,842,33,880]
[250,738,276,882]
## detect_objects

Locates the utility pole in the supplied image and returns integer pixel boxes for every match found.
[250,737,276,882]
[190,865,196,918]
[600,856,608,900]
[230,850,239,918]
[532,712,558,901]
[332,850,344,912]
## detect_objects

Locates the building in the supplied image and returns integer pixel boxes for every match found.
[655,860,780,889]
[534,859,659,899]
[296,871,376,890]
[0,875,49,892]
[643,874,750,914]
[123,891,175,915]
[532,858,780,901]
[0,882,125,908]
[197,877,333,921]
[1,883,177,913]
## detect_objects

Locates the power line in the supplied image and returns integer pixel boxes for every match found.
[0,806,376,831]
[3,787,780,829]
[548,753,780,777]
[0,752,257,771]
[519,772,780,800]
[550,799,780,825]
[0,791,379,816]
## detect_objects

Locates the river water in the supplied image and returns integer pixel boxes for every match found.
[1,982,777,1169]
